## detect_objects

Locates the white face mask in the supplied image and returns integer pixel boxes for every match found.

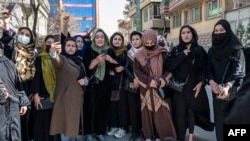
[17,35,30,45]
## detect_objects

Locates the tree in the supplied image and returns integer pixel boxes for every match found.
[236,20,245,45]
[244,19,250,48]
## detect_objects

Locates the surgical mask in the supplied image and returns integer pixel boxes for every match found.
[46,45,51,53]
[17,35,30,45]
[144,45,155,50]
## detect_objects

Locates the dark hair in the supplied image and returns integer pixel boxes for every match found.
[130,31,142,41]
[179,25,198,46]
[45,35,55,42]
[18,27,34,44]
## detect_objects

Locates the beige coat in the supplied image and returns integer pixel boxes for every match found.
[49,55,84,137]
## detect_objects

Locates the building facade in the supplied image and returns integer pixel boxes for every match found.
[160,0,250,50]
[63,0,98,36]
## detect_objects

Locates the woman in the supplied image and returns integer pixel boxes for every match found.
[30,35,60,141]
[83,28,117,141]
[207,19,245,141]
[124,31,143,141]
[166,25,214,141]
[0,44,30,141]
[133,29,176,141]
[106,32,128,139]
[49,38,87,140]
[72,35,87,58]
[157,35,169,51]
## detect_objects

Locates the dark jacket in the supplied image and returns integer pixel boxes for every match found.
[0,29,16,60]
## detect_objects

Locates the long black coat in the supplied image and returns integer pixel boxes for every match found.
[0,56,30,141]
[166,45,214,131]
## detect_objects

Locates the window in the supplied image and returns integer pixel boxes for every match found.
[191,6,201,23]
[143,8,148,22]
[184,11,189,25]
[149,4,161,19]
[173,13,181,27]
[237,0,250,8]
[207,0,220,19]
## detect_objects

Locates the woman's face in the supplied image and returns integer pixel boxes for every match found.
[94,31,105,48]
[65,40,77,55]
[18,28,32,39]
[45,38,55,45]
[181,27,193,43]
[214,24,226,34]
[131,35,142,48]
[112,34,122,48]
[76,36,84,50]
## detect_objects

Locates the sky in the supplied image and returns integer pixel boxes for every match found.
[99,0,127,37]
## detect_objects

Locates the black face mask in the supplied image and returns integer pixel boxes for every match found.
[213,33,227,45]
[145,45,155,50]
[46,45,51,53]
[158,42,165,47]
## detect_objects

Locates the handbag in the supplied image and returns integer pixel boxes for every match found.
[37,97,53,110]
[123,78,138,94]
[89,74,100,85]
[0,83,9,104]
[110,75,123,102]
[168,76,189,93]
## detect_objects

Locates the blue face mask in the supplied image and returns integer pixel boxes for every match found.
[17,35,30,45]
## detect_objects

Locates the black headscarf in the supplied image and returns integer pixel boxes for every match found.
[61,38,85,80]
[211,19,242,59]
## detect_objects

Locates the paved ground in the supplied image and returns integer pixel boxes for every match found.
[78,85,216,141]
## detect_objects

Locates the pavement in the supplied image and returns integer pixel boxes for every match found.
[78,85,216,141]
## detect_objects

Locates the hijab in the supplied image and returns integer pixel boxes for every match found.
[211,19,243,60]
[61,38,85,80]
[109,32,126,56]
[39,35,56,102]
[72,35,87,58]
[135,29,167,80]
[91,28,109,81]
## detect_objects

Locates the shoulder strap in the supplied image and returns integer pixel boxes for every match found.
[221,59,231,84]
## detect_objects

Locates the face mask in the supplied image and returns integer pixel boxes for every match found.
[158,42,165,47]
[46,45,51,53]
[144,45,155,50]
[17,35,30,45]
[213,33,227,45]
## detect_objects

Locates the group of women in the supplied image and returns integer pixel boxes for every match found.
[0,7,246,141]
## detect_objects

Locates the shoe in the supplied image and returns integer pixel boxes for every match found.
[97,134,107,141]
[155,138,161,141]
[114,128,126,138]
[107,127,118,136]
[85,134,93,141]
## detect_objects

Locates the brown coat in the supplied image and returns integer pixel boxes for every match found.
[49,55,84,137]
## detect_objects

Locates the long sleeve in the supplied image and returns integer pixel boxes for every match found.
[166,46,187,72]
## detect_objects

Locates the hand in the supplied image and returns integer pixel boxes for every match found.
[209,80,221,95]
[217,85,230,100]
[109,70,115,76]
[34,93,43,110]
[193,81,203,98]
[105,55,118,64]
[115,66,124,73]
[159,78,166,87]
[50,42,61,53]
[63,16,70,26]
[183,49,191,56]
[20,106,28,116]
[2,9,11,25]
[95,54,106,63]
[133,78,140,87]
[78,78,85,86]
[149,80,158,88]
